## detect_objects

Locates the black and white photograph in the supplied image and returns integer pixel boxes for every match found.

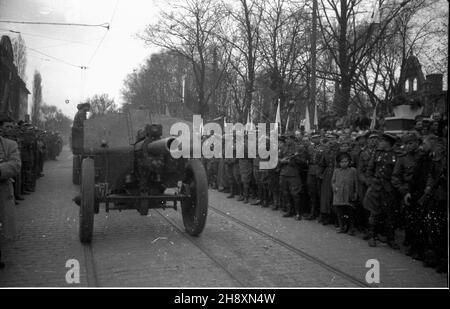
[0,0,448,292]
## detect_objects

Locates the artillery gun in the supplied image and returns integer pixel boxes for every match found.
[72,110,208,243]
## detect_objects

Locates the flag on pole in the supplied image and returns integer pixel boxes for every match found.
[285,114,290,133]
[370,104,377,130]
[275,99,281,133]
[313,103,318,129]
[304,105,311,133]
[181,75,186,104]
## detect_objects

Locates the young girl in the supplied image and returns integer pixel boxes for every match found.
[332,153,358,235]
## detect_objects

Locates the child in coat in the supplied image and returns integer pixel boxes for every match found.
[332,152,358,235]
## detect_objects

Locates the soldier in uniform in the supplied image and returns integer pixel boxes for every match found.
[251,150,263,206]
[363,133,400,248]
[238,134,253,204]
[305,133,323,220]
[36,131,46,178]
[392,133,428,259]
[319,133,339,225]
[279,133,304,220]
[20,125,36,193]
[0,115,22,268]
[350,132,368,169]
[73,103,90,129]
[358,132,377,234]
[421,134,447,273]
[267,134,282,211]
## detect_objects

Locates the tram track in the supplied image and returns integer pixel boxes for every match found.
[154,209,246,287]
[83,203,369,287]
[208,205,370,287]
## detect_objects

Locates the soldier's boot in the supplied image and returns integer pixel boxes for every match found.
[283,202,295,217]
[336,209,346,233]
[347,212,356,236]
[293,198,302,220]
[236,184,244,201]
[226,185,236,198]
[368,225,377,247]
[243,187,249,204]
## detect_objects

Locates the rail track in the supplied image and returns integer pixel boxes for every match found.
[153,205,370,287]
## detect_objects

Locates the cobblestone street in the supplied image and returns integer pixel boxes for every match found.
[0,148,447,287]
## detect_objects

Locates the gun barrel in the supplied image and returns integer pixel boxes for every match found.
[135,136,177,156]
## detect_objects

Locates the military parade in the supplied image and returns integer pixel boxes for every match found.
[0,0,448,290]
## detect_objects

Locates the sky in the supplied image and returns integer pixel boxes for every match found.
[0,0,165,118]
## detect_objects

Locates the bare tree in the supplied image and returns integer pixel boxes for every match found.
[353,0,446,114]
[31,70,42,126]
[12,34,27,82]
[84,94,118,119]
[140,0,231,117]
[317,0,413,116]
[258,0,311,123]
[219,0,264,122]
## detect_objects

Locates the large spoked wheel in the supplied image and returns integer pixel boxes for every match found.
[79,158,95,243]
[181,159,208,236]
[72,155,81,185]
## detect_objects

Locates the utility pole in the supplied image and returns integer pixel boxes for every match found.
[310,0,318,130]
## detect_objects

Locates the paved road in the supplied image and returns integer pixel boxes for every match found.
[0,147,447,287]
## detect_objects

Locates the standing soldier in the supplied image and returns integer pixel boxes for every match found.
[225,134,238,199]
[319,134,339,225]
[238,134,253,204]
[251,150,263,206]
[392,133,428,260]
[279,133,303,220]
[363,133,400,249]
[21,125,35,193]
[267,134,282,211]
[305,133,323,220]
[421,134,447,273]
[358,132,377,235]
[36,131,45,178]
[206,135,219,189]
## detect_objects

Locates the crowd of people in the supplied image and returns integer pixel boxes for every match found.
[203,115,447,274]
[0,114,63,268]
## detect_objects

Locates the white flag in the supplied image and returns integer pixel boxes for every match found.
[275,99,281,133]
[314,103,318,128]
[305,105,311,133]
[181,75,186,104]
[285,114,290,133]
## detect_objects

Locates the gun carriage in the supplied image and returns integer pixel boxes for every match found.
[72,110,208,243]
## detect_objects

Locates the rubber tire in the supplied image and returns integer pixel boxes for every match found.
[79,158,95,243]
[181,159,208,236]
[73,155,81,185]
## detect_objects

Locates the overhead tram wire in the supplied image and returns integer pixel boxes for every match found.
[28,47,85,69]
[0,28,102,47]
[86,0,119,68]
[0,20,109,29]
